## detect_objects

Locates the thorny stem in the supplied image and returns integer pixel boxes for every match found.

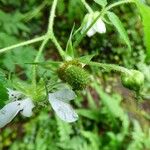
[0,35,46,54]
[32,36,50,87]
[89,62,132,75]
[50,35,66,59]
[32,0,60,88]
[73,0,134,48]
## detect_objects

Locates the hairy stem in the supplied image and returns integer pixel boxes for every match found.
[89,62,131,74]
[0,35,46,54]
[32,0,59,88]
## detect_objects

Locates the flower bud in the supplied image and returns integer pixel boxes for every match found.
[58,61,90,90]
[121,70,144,91]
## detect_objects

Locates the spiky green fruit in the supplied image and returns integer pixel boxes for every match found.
[121,70,144,91]
[57,61,90,90]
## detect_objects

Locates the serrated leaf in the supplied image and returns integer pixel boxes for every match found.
[94,82,125,119]
[0,82,9,108]
[107,11,131,51]
[77,109,101,122]
[94,0,107,7]
[135,0,150,60]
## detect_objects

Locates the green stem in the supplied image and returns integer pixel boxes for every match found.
[32,0,59,88]
[50,35,67,59]
[32,35,49,87]
[73,8,106,48]
[73,0,134,48]
[0,35,46,54]
[89,62,131,74]
[47,0,67,60]
[106,0,134,11]
[35,36,49,62]
[81,0,93,13]
[48,0,57,33]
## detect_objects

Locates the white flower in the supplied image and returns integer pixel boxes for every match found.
[81,11,106,37]
[48,89,78,123]
[0,89,35,128]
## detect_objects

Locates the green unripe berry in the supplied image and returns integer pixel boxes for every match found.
[57,60,90,90]
[121,70,144,91]
[65,65,90,90]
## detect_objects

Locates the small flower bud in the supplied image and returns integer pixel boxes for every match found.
[121,70,144,91]
[58,61,90,90]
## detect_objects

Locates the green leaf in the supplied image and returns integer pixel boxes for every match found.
[0,71,7,85]
[78,54,96,64]
[66,25,75,58]
[107,11,131,51]
[0,82,8,108]
[135,0,150,60]
[93,82,125,119]
[94,0,107,7]
[77,109,101,122]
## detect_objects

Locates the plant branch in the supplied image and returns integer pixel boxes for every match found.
[73,0,134,48]
[48,0,57,34]
[0,35,46,54]
[89,62,131,74]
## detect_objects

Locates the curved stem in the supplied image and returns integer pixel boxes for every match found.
[32,36,49,88]
[32,0,59,88]
[106,0,134,11]
[35,35,49,62]
[50,35,67,59]
[89,62,131,74]
[0,35,46,54]
[47,0,67,60]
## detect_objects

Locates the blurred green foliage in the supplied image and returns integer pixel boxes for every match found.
[0,0,150,150]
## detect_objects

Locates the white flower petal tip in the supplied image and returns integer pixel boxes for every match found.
[87,28,96,37]
[49,89,76,102]
[94,19,106,34]
[7,88,23,101]
[0,101,23,128]
[49,98,78,123]
[20,98,35,117]
[48,89,78,123]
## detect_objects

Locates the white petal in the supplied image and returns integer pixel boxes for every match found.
[0,101,23,128]
[7,88,23,101]
[87,28,96,37]
[20,98,35,117]
[81,13,96,37]
[49,89,76,102]
[48,98,78,123]
[94,19,106,34]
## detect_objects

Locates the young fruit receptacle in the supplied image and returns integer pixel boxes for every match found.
[121,70,144,91]
[57,60,90,90]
